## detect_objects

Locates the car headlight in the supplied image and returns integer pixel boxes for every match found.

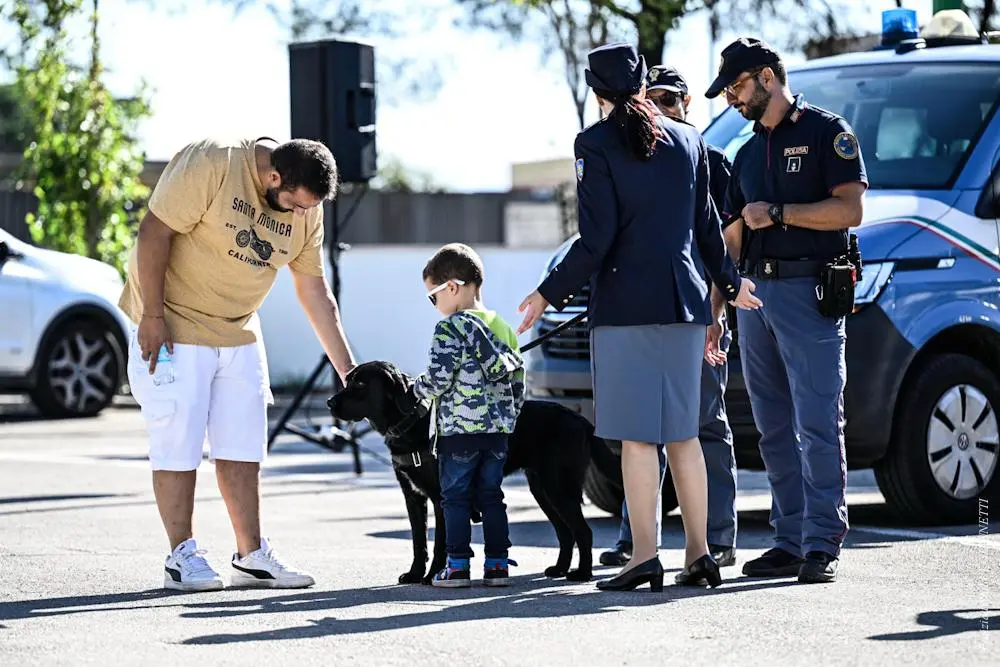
[854,261,894,306]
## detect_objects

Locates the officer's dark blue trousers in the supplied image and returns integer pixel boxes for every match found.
[616,323,738,549]
[737,277,849,558]
[698,324,738,548]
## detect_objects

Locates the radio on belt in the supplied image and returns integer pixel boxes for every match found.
[817,233,863,318]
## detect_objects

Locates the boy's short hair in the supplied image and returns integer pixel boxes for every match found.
[423,243,485,287]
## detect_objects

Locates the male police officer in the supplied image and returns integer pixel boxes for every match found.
[706,38,867,583]
[598,64,740,581]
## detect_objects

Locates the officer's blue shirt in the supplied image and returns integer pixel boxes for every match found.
[723,94,868,266]
[707,144,731,218]
[692,144,732,286]
[539,114,742,328]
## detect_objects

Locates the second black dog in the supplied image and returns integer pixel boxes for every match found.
[328,360,598,584]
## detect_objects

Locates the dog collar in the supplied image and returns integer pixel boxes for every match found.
[390,450,433,468]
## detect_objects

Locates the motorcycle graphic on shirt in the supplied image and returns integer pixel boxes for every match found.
[235,226,274,261]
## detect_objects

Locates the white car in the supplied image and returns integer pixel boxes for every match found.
[0,228,131,417]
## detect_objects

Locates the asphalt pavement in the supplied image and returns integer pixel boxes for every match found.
[0,397,997,666]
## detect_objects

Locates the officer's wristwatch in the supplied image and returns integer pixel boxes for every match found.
[768,203,786,230]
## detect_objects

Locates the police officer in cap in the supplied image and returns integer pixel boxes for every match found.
[598,63,741,583]
[705,37,868,583]
[518,42,761,592]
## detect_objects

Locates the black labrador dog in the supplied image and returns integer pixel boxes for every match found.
[328,360,597,584]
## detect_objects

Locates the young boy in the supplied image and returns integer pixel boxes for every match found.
[401,243,526,588]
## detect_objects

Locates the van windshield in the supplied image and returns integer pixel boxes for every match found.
[702,61,1000,189]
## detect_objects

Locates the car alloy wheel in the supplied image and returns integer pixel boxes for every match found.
[47,329,118,414]
[926,384,999,501]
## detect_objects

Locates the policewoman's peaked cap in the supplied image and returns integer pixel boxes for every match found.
[585,42,647,97]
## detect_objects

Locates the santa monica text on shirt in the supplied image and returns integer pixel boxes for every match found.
[232,197,293,238]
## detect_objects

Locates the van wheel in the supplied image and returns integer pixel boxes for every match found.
[583,437,680,518]
[30,319,122,418]
[875,353,1000,525]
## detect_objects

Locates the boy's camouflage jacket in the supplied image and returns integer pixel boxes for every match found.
[411,310,525,438]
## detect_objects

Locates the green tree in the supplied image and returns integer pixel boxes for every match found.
[465,1,864,94]
[9,0,151,275]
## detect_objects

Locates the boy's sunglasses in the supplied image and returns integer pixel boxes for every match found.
[427,279,465,306]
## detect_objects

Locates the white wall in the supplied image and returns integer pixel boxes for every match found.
[258,246,556,388]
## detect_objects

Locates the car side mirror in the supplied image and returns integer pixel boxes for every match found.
[976,163,1000,219]
[0,241,24,265]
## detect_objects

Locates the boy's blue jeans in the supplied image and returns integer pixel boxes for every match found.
[438,432,511,562]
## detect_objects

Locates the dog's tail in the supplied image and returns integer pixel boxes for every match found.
[585,425,621,474]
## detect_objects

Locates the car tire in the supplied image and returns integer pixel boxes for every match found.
[583,437,681,518]
[875,353,1000,525]
[30,318,122,418]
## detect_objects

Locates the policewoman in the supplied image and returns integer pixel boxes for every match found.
[518,42,762,592]
[646,64,741,579]
[599,64,741,583]
[705,37,868,583]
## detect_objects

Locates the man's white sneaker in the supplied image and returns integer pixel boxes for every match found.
[164,538,224,592]
[231,537,315,589]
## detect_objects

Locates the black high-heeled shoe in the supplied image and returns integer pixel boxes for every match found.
[596,557,664,592]
[683,553,723,588]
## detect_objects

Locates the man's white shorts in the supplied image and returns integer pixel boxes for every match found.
[127,329,274,471]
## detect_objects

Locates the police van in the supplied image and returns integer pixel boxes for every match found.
[528,9,1000,526]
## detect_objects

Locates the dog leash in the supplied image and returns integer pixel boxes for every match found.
[518,311,587,354]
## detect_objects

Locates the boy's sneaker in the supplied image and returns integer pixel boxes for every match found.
[164,538,224,592]
[431,558,472,588]
[483,558,510,587]
[231,537,315,589]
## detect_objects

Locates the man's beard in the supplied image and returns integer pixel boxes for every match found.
[264,187,292,213]
[737,82,771,122]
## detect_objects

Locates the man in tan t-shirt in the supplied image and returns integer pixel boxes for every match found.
[120,136,356,592]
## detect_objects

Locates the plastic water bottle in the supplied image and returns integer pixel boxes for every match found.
[152,345,175,387]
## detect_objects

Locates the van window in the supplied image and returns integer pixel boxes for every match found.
[703,62,1000,189]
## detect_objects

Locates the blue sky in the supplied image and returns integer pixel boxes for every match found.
[8,0,941,192]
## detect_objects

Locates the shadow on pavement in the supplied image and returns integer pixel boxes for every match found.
[176,576,800,645]
[0,493,125,505]
[867,609,998,640]
[0,590,185,625]
[0,574,799,642]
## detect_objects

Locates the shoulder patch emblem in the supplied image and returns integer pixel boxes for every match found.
[833,131,859,160]
[575,158,584,181]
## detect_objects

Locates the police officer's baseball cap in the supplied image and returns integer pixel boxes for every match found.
[704,37,781,99]
[646,66,688,95]
[585,42,647,97]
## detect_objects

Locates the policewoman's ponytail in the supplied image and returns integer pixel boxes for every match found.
[602,91,662,161]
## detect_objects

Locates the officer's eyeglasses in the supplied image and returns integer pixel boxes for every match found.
[426,279,466,306]
[725,67,766,97]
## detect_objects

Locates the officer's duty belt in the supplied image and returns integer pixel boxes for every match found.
[744,258,826,280]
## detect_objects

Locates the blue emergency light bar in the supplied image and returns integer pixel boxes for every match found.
[881,8,920,46]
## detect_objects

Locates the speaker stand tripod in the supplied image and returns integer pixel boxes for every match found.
[266,184,372,474]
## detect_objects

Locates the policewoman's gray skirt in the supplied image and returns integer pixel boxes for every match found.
[590,323,704,445]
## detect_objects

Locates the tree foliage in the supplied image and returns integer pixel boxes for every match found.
[461,0,870,126]
[9,0,151,275]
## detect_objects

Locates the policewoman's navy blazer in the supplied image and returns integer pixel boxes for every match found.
[539,113,742,328]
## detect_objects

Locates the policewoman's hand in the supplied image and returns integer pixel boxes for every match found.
[730,278,763,310]
[742,202,774,230]
[138,313,173,374]
[517,290,550,335]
